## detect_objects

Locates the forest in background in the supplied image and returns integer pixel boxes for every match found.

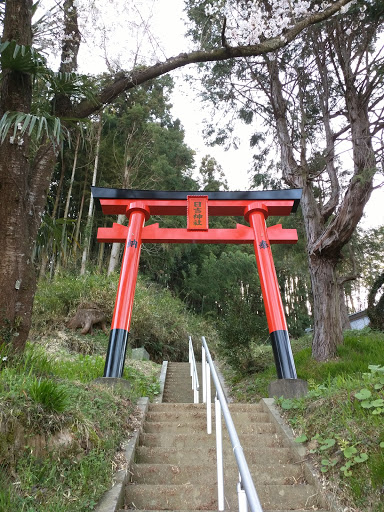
[1,0,384,364]
[31,70,384,371]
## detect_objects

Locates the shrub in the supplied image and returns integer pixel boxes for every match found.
[28,378,69,413]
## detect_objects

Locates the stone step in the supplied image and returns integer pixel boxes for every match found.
[148,402,264,412]
[142,417,271,434]
[162,362,216,403]
[164,374,194,380]
[165,369,197,375]
[163,381,194,387]
[130,462,304,485]
[136,446,294,465]
[144,415,275,433]
[145,409,267,423]
[164,375,197,381]
[162,396,195,404]
[120,509,328,512]
[125,483,320,510]
[139,432,283,449]
[162,388,196,396]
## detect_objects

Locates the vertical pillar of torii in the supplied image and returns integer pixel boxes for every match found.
[104,202,150,378]
[245,203,297,379]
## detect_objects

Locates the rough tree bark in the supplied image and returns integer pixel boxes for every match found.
[0,1,57,349]
[263,15,379,360]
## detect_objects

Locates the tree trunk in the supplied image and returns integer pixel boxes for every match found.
[61,132,80,267]
[263,18,380,360]
[0,0,55,349]
[308,254,343,360]
[107,214,126,275]
[72,168,88,260]
[339,286,351,331]
[97,221,107,272]
[80,112,102,275]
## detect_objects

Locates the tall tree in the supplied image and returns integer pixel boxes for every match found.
[0,0,356,350]
[80,111,103,275]
[186,0,384,360]
[199,155,229,191]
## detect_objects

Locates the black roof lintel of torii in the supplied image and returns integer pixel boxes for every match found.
[92,186,302,213]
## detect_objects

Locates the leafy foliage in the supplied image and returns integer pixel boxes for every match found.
[0,110,68,146]
[0,41,46,74]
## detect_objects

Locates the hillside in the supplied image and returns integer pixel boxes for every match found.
[0,271,218,510]
[0,271,383,511]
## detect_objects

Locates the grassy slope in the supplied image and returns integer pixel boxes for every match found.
[0,339,160,511]
[221,329,384,512]
[0,271,218,511]
[2,269,383,511]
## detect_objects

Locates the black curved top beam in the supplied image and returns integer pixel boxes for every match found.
[92,187,302,213]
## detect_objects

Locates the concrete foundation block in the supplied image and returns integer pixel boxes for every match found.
[268,378,308,399]
[132,347,150,361]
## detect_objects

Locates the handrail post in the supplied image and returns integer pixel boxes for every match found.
[194,378,199,403]
[189,336,200,403]
[189,337,192,377]
[202,347,207,403]
[206,362,212,434]
[215,395,224,511]
[237,476,248,512]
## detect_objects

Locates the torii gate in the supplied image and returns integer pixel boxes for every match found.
[92,186,302,382]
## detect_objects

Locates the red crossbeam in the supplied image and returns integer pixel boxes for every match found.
[97,222,298,245]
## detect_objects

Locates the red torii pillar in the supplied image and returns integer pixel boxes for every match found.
[92,187,301,380]
[103,202,150,378]
[245,203,296,379]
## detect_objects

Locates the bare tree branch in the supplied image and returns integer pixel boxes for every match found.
[71,0,352,119]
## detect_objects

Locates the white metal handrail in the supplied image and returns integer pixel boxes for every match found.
[188,335,199,403]
[201,336,264,512]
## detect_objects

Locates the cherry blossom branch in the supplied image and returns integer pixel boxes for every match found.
[72,0,353,119]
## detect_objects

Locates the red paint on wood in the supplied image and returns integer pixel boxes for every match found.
[111,203,149,331]
[246,203,288,333]
[97,223,298,245]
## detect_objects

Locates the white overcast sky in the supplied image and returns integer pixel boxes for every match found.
[39,0,383,229]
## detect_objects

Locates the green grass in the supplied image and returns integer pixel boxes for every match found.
[33,272,219,363]
[294,329,384,381]
[0,341,161,511]
[0,269,217,511]
[277,364,384,511]
[222,328,384,511]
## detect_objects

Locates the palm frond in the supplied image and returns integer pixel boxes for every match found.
[44,71,99,105]
[0,111,69,147]
[0,41,47,75]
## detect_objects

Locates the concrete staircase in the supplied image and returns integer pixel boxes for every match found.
[121,363,328,512]
[162,362,198,403]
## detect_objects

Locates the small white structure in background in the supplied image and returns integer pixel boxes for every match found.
[349,310,370,330]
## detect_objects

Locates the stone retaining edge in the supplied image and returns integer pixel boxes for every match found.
[261,398,343,512]
[94,360,168,512]
[94,396,149,512]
